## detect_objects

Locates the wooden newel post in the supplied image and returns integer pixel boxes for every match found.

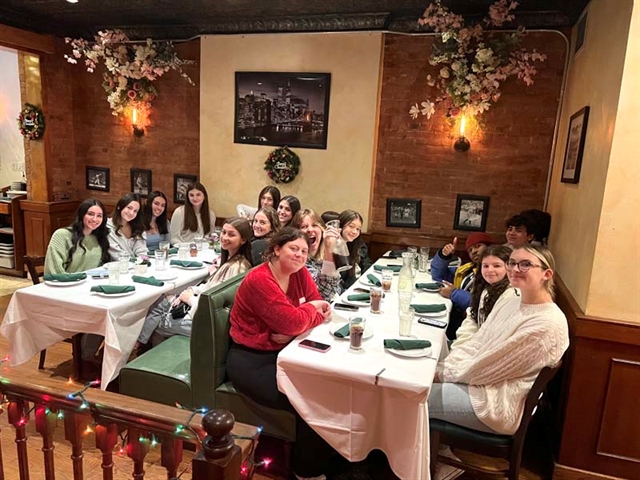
[192,410,242,480]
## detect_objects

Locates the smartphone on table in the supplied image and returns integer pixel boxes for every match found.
[333,303,360,313]
[417,317,447,329]
[299,339,332,352]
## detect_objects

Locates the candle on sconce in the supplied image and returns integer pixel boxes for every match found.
[454,114,471,153]
[132,108,138,126]
[131,107,144,137]
[459,116,467,136]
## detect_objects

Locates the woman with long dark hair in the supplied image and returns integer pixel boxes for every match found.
[107,193,147,260]
[276,195,301,228]
[251,206,280,266]
[142,191,170,250]
[338,209,372,289]
[170,182,216,244]
[44,199,110,274]
[237,185,282,220]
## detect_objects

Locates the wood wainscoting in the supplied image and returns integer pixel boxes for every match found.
[554,277,640,480]
[20,199,78,257]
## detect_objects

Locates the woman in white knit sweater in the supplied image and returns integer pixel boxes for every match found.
[430,245,569,435]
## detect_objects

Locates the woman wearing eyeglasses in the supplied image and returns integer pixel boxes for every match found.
[429,245,569,435]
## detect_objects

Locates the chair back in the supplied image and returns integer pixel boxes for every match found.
[23,255,45,285]
[189,271,247,408]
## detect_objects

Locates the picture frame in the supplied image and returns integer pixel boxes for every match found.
[130,168,152,197]
[86,166,110,192]
[386,198,422,228]
[574,11,588,54]
[173,173,198,204]
[453,194,490,232]
[561,106,590,184]
[234,71,331,150]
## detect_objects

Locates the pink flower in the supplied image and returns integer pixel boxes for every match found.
[127,90,136,99]
[133,82,141,91]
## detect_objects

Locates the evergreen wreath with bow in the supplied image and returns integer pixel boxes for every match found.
[264,147,301,184]
[17,103,46,140]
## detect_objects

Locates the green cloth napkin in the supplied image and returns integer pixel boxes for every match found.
[43,272,87,282]
[333,324,351,338]
[384,339,432,350]
[347,293,370,302]
[213,245,221,254]
[367,274,381,286]
[148,248,178,256]
[90,285,135,294]
[132,275,164,287]
[415,282,443,290]
[374,264,402,272]
[170,260,203,268]
[410,304,447,313]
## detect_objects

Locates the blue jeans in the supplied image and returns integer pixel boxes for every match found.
[428,383,497,433]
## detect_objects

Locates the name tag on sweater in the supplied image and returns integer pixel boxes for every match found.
[299,297,306,304]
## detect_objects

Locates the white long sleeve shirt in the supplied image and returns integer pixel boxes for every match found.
[169,206,216,245]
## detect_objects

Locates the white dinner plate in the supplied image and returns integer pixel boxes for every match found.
[44,278,87,287]
[340,291,371,307]
[171,264,205,270]
[415,309,448,318]
[153,272,179,281]
[92,290,136,298]
[386,347,432,358]
[329,322,374,340]
[358,275,380,287]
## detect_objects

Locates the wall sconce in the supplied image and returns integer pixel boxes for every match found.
[132,108,144,137]
[454,115,470,152]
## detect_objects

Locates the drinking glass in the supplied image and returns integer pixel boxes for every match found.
[370,287,382,314]
[154,250,167,271]
[398,291,413,313]
[118,253,130,274]
[178,244,189,260]
[418,252,429,273]
[159,241,170,254]
[399,307,415,337]
[381,269,393,292]
[194,234,204,251]
[349,316,366,352]
[107,262,121,285]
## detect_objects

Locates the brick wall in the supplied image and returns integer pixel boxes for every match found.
[372,32,566,239]
[40,39,200,210]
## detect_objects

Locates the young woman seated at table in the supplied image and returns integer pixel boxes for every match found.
[170,182,216,244]
[338,209,372,289]
[276,195,300,228]
[429,245,569,435]
[44,198,111,274]
[251,206,280,266]
[291,208,342,302]
[236,185,281,220]
[450,245,519,350]
[226,228,335,480]
[107,193,147,260]
[137,218,254,345]
[142,191,170,251]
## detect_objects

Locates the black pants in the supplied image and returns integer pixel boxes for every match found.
[227,342,336,477]
[446,305,467,340]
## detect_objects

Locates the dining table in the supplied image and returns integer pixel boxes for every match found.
[1,248,219,389]
[276,255,452,480]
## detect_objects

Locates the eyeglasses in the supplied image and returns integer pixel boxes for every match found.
[506,260,544,272]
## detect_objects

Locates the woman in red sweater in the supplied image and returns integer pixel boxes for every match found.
[227,227,334,479]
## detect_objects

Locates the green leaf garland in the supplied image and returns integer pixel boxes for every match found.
[264,147,301,184]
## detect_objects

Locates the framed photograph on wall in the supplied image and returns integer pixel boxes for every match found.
[86,166,110,192]
[234,71,331,149]
[386,198,422,228]
[561,106,590,184]
[173,173,197,204]
[130,168,152,197]
[453,194,490,232]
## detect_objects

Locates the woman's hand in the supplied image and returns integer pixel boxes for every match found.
[270,333,295,344]
[438,281,454,299]
[308,300,332,320]
[442,237,458,257]
[178,288,194,304]
[322,226,340,257]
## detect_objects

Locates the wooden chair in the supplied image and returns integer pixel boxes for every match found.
[429,362,562,480]
[24,255,83,379]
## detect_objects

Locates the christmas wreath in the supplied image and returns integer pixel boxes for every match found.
[264,147,301,184]
[17,103,45,140]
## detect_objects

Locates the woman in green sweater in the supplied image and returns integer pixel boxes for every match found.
[44,199,111,274]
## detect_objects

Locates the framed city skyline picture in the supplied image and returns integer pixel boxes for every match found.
[234,72,331,149]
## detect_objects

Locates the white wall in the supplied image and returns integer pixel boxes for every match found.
[0,46,26,188]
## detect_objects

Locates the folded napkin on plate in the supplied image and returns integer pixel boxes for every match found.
[148,248,178,256]
[373,264,402,272]
[415,282,444,290]
[90,285,135,294]
[132,275,164,287]
[213,246,222,254]
[333,324,351,338]
[366,274,381,286]
[43,272,87,282]
[347,292,370,302]
[410,303,447,313]
[384,339,432,350]
[170,260,203,268]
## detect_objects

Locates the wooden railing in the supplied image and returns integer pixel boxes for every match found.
[0,367,258,479]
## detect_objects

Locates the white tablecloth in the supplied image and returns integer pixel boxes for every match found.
[277,258,451,480]
[1,249,219,388]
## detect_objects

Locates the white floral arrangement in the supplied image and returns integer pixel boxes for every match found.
[65,30,195,116]
[410,0,546,120]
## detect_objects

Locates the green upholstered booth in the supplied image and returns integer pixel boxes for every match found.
[120,272,296,441]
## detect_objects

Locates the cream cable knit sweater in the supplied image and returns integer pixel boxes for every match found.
[439,296,569,434]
